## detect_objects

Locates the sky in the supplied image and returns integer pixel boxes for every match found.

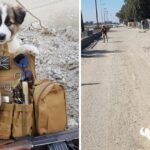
[82,0,124,23]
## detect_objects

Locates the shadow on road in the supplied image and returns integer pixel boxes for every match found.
[109,30,118,32]
[112,41,123,43]
[82,83,100,86]
[82,50,123,58]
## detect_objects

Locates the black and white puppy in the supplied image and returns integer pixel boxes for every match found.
[0,3,38,55]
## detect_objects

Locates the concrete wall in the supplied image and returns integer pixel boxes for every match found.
[0,0,79,29]
[82,32,102,49]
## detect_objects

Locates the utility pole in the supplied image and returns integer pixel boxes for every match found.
[99,0,103,23]
[105,10,108,22]
[104,8,107,24]
[95,0,99,27]
[81,12,84,32]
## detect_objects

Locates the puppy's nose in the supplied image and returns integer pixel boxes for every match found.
[0,34,6,40]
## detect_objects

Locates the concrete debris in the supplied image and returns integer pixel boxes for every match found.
[19,25,79,125]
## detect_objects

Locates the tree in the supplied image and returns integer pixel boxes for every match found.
[116,5,126,22]
[116,0,150,22]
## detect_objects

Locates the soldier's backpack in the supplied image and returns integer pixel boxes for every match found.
[0,45,67,139]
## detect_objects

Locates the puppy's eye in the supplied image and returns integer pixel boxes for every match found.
[6,21,13,26]
[5,17,13,26]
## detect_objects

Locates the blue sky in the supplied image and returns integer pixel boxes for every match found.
[82,0,124,23]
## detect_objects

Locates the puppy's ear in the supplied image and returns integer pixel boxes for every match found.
[13,6,26,24]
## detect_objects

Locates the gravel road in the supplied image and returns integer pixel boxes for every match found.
[82,27,150,150]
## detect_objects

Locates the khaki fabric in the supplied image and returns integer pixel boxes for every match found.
[0,44,36,81]
[0,44,36,100]
[12,104,33,138]
[33,80,67,135]
[0,103,14,139]
[0,45,67,137]
[0,45,35,139]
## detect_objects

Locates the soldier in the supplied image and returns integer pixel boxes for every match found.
[101,25,108,43]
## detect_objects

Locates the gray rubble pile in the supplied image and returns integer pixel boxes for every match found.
[19,26,79,127]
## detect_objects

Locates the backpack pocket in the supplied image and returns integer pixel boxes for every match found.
[0,103,14,139]
[34,81,67,135]
[12,103,33,138]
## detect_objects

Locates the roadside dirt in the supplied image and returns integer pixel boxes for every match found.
[82,27,150,150]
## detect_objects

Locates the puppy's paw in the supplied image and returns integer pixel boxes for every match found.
[24,45,39,56]
[16,44,39,56]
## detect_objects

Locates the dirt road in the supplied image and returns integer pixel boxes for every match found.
[82,27,150,150]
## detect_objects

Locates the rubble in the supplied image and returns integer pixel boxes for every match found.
[19,26,79,125]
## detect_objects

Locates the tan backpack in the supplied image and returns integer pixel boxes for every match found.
[0,45,35,139]
[33,80,67,135]
[0,45,67,139]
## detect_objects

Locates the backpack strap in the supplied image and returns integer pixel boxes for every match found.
[33,81,52,106]
[33,81,53,127]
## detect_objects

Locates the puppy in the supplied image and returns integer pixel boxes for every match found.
[0,3,39,55]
